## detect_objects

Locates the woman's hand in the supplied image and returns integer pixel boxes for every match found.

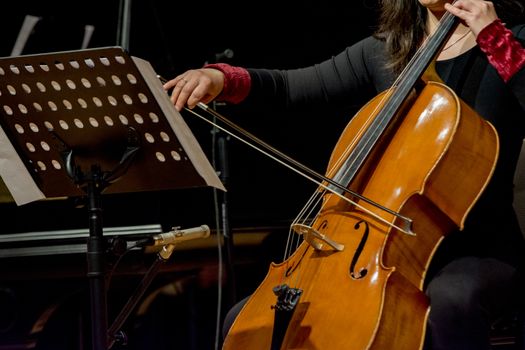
[163,68,225,111]
[445,0,499,36]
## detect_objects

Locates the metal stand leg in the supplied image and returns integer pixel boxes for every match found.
[107,245,175,349]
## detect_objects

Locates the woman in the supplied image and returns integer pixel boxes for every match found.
[164,0,525,349]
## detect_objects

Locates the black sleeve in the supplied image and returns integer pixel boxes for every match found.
[245,36,393,114]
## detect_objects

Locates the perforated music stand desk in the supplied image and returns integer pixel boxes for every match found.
[0,46,224,349]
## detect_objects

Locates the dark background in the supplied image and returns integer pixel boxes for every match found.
[0,0,379,231]
[0,1,380,349]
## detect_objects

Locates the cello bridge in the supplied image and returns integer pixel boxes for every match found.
[292,223,344,251]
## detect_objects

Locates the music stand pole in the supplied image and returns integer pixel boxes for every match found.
[56,124,139,350]
[85,166,109,350]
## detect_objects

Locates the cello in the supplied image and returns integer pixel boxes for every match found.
[219,5,499,350]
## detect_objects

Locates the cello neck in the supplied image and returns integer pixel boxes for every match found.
[330,11,459,190]
[397,11,459,91]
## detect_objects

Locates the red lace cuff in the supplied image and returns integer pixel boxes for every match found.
[203,63,251,104]
[477,19,525,82]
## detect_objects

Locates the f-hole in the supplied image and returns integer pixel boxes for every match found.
[350,220,369,279]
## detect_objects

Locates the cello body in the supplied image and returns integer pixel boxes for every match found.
[222,81,499,350]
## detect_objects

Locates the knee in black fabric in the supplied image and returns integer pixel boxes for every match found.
[424,257,518,350]
[222,296,250,340]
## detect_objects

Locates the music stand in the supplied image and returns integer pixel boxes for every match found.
[0,46,225,350]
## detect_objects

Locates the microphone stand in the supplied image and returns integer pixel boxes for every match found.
[107,226,210,348]
[213,117,236,305]
[107,246,172,348]
[208,49,237,308]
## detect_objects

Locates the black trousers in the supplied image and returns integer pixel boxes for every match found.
[425,256,519,350]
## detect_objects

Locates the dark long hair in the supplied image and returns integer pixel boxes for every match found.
[375,0,525,74]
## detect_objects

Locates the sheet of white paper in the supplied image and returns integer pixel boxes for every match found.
[0,126,44,205]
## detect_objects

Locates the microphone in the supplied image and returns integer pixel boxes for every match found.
[143,225,210,247]
[214,48,234,62]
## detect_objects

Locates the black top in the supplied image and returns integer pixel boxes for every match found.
[245,26,525,271]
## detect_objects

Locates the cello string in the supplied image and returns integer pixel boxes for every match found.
[290,193,327,287]
[287,192,319,258]
[289,191,324,257]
